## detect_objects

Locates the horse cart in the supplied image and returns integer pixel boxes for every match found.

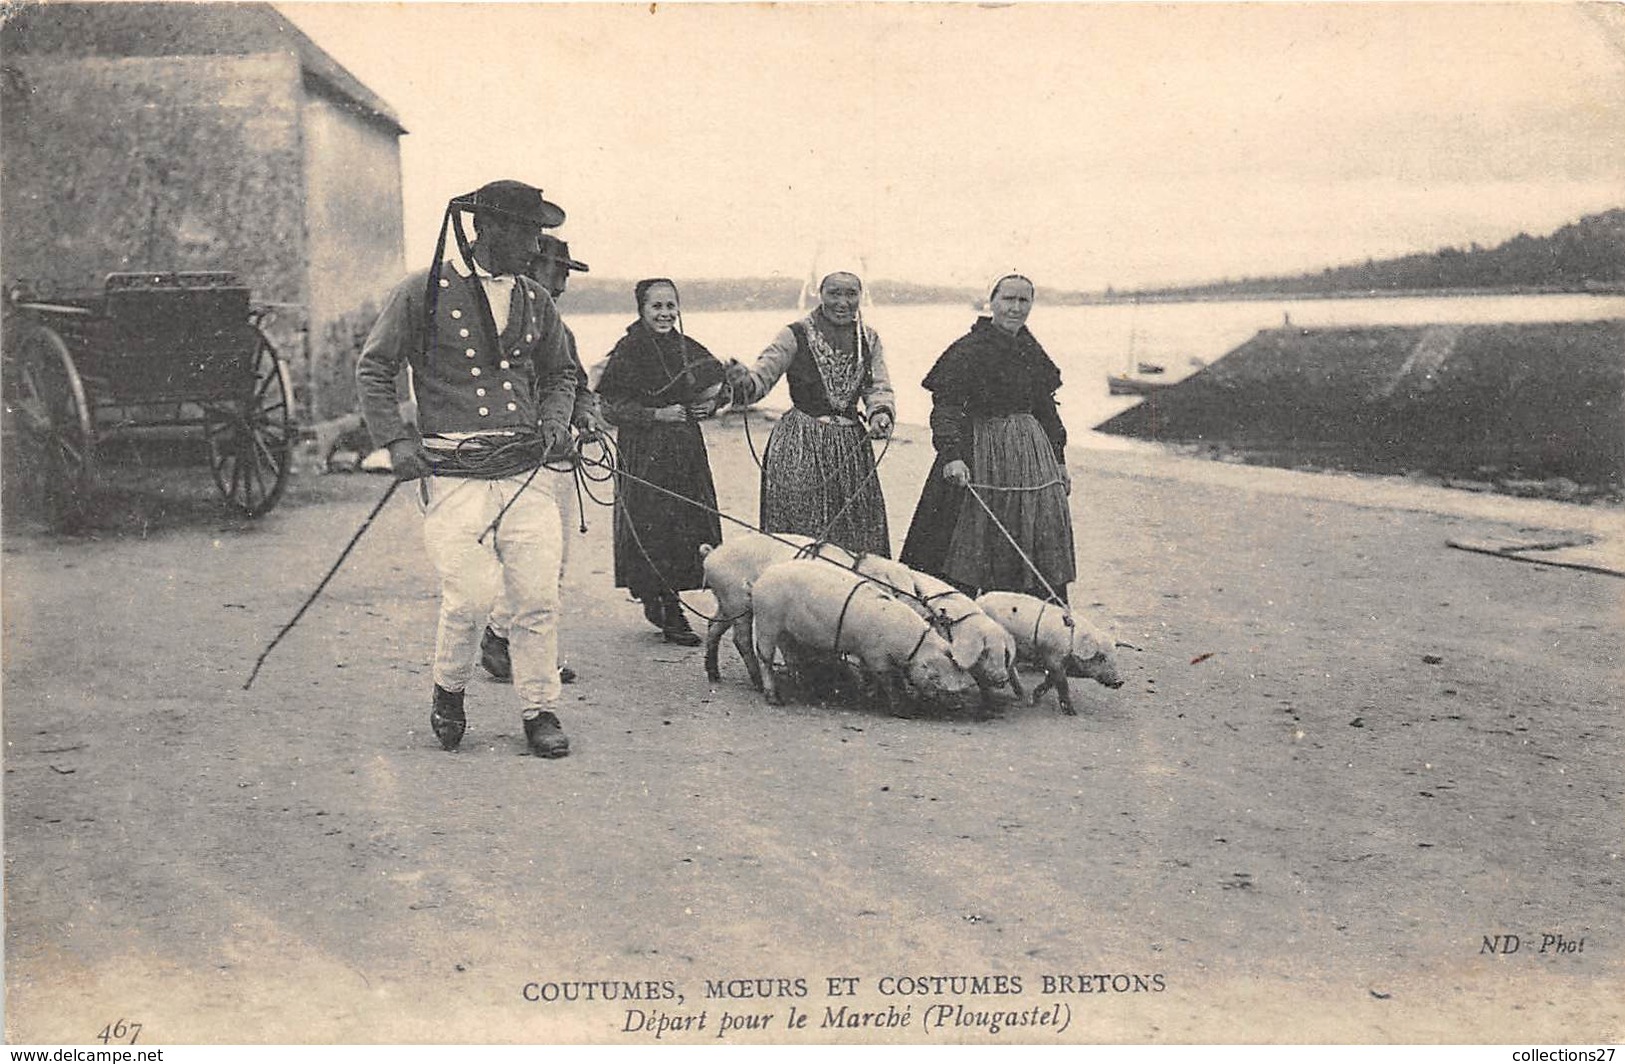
[3,272,295,528]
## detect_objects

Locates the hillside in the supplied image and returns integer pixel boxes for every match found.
[554,209,1625,311]
[1111,208,1625,302]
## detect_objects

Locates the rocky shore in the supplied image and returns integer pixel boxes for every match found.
[1096,318,1625,503]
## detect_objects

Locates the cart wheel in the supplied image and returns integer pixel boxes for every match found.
[5,318,96,529]
[208,328,294,515]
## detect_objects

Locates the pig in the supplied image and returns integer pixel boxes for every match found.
[700,532,858,687]
[749,559,977,711]
[925,589,1021,717]
[850,556,1018,715]
[975,591,1124,715]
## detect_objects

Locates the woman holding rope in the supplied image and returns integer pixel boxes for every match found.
[596,279,728,646]
[724,271,896,557]
[899,274,1076,601]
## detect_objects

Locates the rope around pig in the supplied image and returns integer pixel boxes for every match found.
[817,575,932,668]
[574,431,930,628]
[583,435,920,620]
[962,482,1073,623]
[568,406,924,628]
[244,428,934,688]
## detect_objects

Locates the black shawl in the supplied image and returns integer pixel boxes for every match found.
[596,321,727,407]
[922,316,1066,462]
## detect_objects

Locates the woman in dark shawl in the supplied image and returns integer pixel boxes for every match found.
[899,274,1076,600]
[595,279,728,645]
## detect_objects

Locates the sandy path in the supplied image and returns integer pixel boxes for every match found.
[4,421,1621,1044]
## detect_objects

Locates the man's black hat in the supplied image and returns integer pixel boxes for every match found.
[536,235,589,272]
[455,179,566,230]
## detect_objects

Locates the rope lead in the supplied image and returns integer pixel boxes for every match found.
[245,423,923,688]
[963,482,1070,613]
[243,478,401,690]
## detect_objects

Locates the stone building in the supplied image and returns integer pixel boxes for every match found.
[1,2,405,431]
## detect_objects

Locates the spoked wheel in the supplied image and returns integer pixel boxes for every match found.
[4,318,96,529]
[207,328,294,515]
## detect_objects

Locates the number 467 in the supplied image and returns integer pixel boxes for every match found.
[97,1019,142,1045]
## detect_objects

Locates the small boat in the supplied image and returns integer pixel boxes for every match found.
[1107,372,1178,396]
[1111,304,1177,395]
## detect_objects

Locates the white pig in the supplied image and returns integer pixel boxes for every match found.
[850,556,1018,714]
[975,591,1124,715]
[699,532,858,687]
[750,559,976,711]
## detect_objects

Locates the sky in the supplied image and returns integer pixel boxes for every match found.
[277,1,1625,291]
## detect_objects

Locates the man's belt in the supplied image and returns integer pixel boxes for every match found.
[423,433,548,479]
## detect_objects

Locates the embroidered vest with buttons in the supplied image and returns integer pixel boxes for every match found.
[413,270,558,436]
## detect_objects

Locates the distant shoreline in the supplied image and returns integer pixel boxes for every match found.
[1051,284,1625,307]
[561,283,1625,316]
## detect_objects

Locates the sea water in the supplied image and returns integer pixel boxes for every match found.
[566,292,1625,447]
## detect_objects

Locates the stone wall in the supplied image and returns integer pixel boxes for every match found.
[300,84,405,423]
[2,53,305,301]
[2,53,309,411]
[2,51,406,427]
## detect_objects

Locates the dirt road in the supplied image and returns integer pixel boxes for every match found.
[4,423,1621,1044]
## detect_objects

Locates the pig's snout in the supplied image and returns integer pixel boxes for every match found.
[971,659,1010,688]
[1070,652,1124,689]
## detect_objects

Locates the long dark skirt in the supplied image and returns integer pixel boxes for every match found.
[900,413,1074,598]
[759,408,890,557]
[613,421,722,599]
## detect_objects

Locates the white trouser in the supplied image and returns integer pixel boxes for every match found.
[487,469,575,645]
[420,471,564,709]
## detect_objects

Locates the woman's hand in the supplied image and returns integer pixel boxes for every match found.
[1060,468,1072,495]
[724,359,753,390]
[867,410,894,439]
[652,404,688,423]
[686,383,726,421]
[942,459,971,487]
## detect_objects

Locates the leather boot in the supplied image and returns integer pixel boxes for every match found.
[430,684,466,751]
[660,593,702,646]
[480,626,512,682]
[523,708,570,758]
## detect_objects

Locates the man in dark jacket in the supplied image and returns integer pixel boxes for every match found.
[356,180,578,758]
[480,235,604,685]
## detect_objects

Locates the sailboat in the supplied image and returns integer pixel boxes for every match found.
[1106,371,1176,396]
[796,258,818,313]
[1106,299,1176,396]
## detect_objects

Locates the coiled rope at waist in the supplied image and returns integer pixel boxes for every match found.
[423,432,564,480]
